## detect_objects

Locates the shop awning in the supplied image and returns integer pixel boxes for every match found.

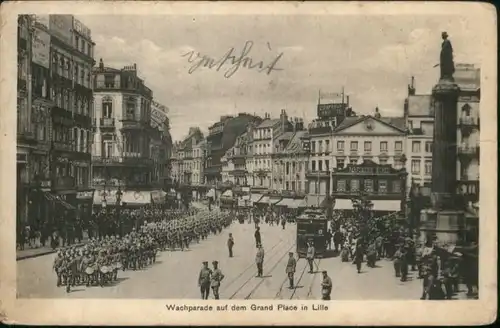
[290,198,307,209]
[43,192,76,210]
[250,193,263,203]
[269,197,282,205]
[221,189,233,198]
[372,200,401,212]
[256,196,270,204]
[122,191,152,205]
[334,198,353,210]
[276,198,295,207]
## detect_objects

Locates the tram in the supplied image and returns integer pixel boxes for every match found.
[296,209,328,258]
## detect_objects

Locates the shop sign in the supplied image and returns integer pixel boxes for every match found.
[32,27,50,68]
[348,166,390,175]
[77,191,93,199]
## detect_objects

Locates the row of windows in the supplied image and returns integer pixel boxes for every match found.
[411,160,432,175]
[254,128,272,140]
[74,35,93,57]
[310,158,404,171]
[51,52,92,88]
[311,140,403,153]
[53,87,91,115]
[335,179,402,193]
[53,125,91,153]
[412,141,433,153]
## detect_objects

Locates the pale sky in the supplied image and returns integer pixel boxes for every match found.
[79,14,483,141]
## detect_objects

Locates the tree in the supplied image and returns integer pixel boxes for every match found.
[351,192,374,240]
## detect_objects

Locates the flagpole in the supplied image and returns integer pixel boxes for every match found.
[341,86,345,105]
[317,170,320,207]
[318,89,321,105]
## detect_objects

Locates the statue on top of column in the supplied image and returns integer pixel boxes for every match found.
[440,31,455,81]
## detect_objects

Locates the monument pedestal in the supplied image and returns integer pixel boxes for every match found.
[419,208,465,245]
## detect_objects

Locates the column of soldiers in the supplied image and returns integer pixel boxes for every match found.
[53,207,232,293]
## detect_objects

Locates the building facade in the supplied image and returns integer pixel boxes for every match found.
[404,78,434,192]
[192,139,206,186]
[171,127,204,185]
[91,60,158,206]
[17,15,96,229]
[455,64,480,213]
[150,100,172,190]
[221,131,249,186]
[250,110,293,190]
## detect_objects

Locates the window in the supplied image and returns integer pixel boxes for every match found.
[318,160,323,171]
[364,179,374,192]
[291,181,296,191]
[337,159,345,169]
[350,141,358,151]
[412,141,421,153]
[311,141,316,153]
[325,140,330,152]
[379,158,388,165]
[286,181,290,190]
[411,160,421,174]
[350,158,357,165]
[311,160,316,171]
[286,162,290,175]
[102,97,113,118]
[395,141,403,152]
[392,180,401,193]
[350,179,360,192]
[337,179,346,191]
[425,160,432,175]
[378,180,387,193]
[337,141,344,151]
[75,35,80,49]
[425,141,433,153]
[380,141,388,152]
[325,160,329,171]
[318,141,323,153]
[126,97,136,119]
[364,141,372,152]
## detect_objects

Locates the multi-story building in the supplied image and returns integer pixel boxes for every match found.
[455,64,480,222]
[191,139,207,200]
[221,131,250,186]
[150,100,172,190]
[308,110,407,208]
[91,60,158,207]
[250,110,293,190]
[271,118,308,193]
[171,127,204,185]
[205,113,262,187]
[404,77,434,192]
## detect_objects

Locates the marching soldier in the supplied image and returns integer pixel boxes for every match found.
[198,261,212,300]
[227,233,234,258]
[306,241,316,273]
[211,261,225,300]
[321,270,332,300]
[255,244,264,277]
[285,252,297,289]
[53,251,64,287]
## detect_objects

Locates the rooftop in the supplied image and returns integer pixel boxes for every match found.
[257,118,281,129]
[284,130,308,154]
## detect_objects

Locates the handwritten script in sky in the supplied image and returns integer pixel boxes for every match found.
[181,41,285,78]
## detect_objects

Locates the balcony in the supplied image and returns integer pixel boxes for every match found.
[100,118,115,129]
[94,82,120,90]
[53,141,74,152]
[459,117,480,135]
[92,156,153,167]
[457,180,479,203]
[121,117,146,130]
[458,145,479,157]
[52,176,75,191]
[349,149,359,156]
[306,170,330,178]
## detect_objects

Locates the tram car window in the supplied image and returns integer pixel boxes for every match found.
[296,212,328,258]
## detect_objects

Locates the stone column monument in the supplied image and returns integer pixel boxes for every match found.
[420,32,465,244]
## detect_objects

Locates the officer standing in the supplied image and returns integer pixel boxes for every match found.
[255,244,265,277]
[198,261,212,300]
[254,227,261,248]
[211,261,224,300]
[227,233,234,258]
[321,270,332,300]
[285,252,297,289]
[306,241,316,273]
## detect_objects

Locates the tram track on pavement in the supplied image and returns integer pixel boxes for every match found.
[274,258,306,300]
[243,243,296,300]
[306,258,322,299]
[228,240,294,300]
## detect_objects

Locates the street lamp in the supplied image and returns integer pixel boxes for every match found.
[116,184,123,236]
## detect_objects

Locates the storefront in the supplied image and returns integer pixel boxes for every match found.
[152,190,167,205]
[76,190,94,224]
[121,190,152,207]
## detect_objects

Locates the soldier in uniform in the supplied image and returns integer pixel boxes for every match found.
[211,260,225,300]
[254,226,261,248]
[255,244,264,277]
[321,270,332,300]
[306,241,316,273]
[227,233,234,258]
[285,252,297,289]
[53,251,64,287]
[198,261,212,300]
[354,242,364,274]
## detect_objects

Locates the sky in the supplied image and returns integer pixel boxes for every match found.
[79,14,483,141]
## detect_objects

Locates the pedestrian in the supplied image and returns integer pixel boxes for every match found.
[211,261,224,300]
[254,226,261,248]
[281,217,286,230]
[255,244,264,277]
[354,243,363,274]
[393,245,403,278]
[325,229,332,250]
[198,261,212,300]
[227,233,234,258]
[306,241,315,273]
[321,270,332,300]
[285,252,296,289]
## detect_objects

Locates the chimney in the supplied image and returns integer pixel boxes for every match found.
[280,109,288,132]
[134,63,137,70]
[408,76,416,96]
[346,95,350,111]
[99,58,104,70]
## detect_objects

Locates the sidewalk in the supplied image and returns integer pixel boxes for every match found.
[16,234,89,261]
